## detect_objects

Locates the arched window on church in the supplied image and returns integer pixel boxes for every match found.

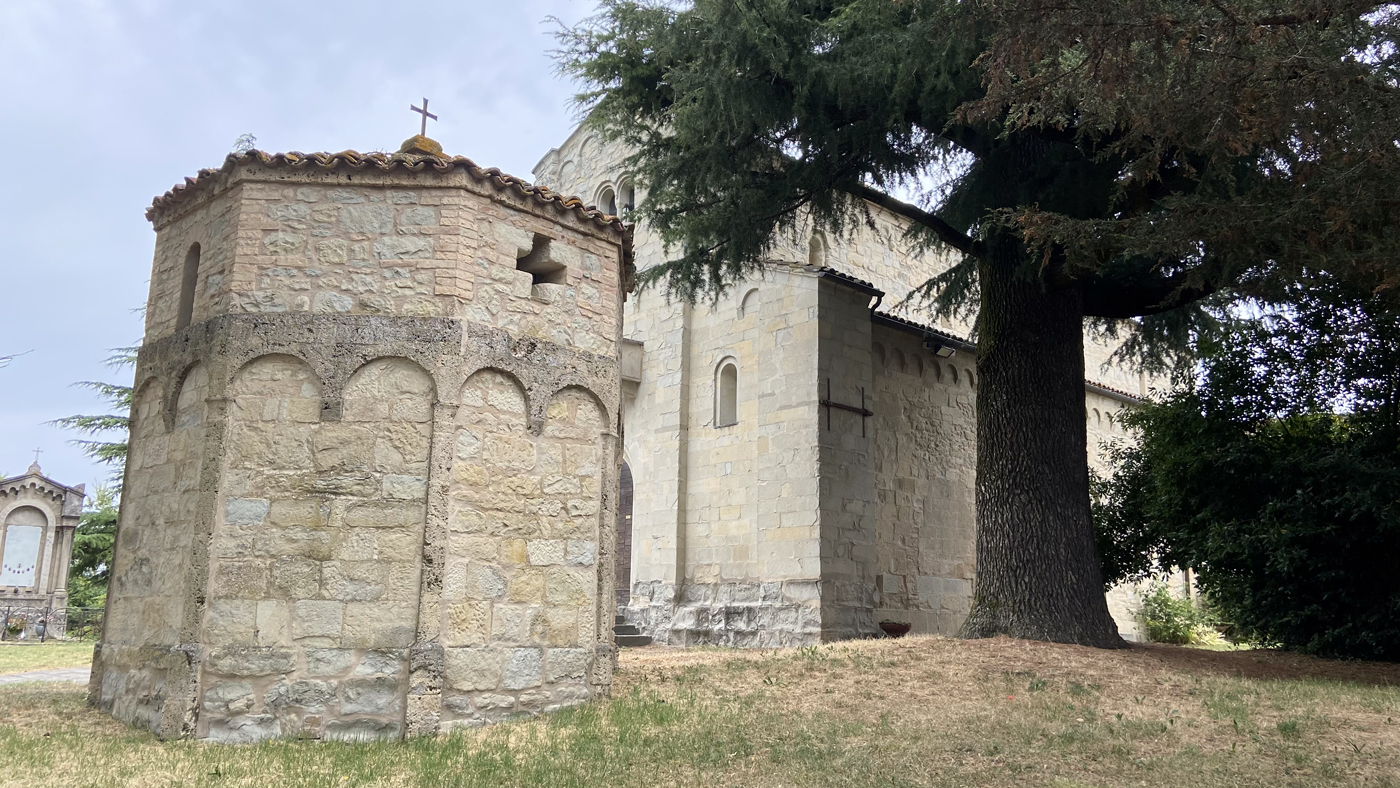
[621,182,636,213]
[599,186,618,217]
[716,360,739,427]
[176,242,201,331]
[808,232,827,266]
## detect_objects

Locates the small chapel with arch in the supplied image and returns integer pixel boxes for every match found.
[0,460,85,637]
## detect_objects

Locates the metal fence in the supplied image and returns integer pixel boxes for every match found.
[1,603,105,642]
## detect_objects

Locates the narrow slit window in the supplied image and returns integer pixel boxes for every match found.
[716,361,738,427]
[176,243,201,330]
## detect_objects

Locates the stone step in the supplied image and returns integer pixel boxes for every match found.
[614,624,641,636]
[615,633,653,648]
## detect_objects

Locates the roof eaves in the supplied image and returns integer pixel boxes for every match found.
[0,473,85,498]
[147,150,627,234]
[808,265,883,297]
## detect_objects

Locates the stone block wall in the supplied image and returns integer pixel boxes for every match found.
[868,324,977,635]
[435,371,610,728]
[94,153,625,741]
[144,173,620,360]
[815,279,881,641]
[98,365,211,734]
[621,270,828,648]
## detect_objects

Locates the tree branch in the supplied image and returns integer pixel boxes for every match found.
[1081,266,1220,318]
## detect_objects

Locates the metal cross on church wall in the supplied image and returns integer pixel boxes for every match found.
[819,378,874,437]
[410,98,438,136]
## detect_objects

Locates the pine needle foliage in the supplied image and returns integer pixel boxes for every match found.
[68,486,118,608]
[558,0,1400,370]
[557,0,1400,646]
[49,347,137,471]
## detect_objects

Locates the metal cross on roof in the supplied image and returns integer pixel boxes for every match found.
[31,447,41,463]
[410,98,438,137]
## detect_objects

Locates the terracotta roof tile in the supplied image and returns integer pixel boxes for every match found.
[872,310,975,350]
[147,149,627,233]
[807,265,882,295]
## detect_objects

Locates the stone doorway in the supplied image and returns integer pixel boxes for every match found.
[616,461,633,608]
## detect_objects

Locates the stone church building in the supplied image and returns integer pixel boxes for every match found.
[533,126,1151,647]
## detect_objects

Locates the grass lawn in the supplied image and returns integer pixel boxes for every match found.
[0,641,94,675]
[0,635,1396,788]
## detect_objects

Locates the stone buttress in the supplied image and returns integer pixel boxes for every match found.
[91,145,629,741]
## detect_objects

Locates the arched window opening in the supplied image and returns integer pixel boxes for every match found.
[176,243,201,331]
[621,183,636,213]
[716,361,738,427]
[807,232,827,266]
[599,186,618,217]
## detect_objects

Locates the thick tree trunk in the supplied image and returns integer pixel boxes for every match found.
[960,244,1126,648]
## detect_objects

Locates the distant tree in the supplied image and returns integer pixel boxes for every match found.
[51,346,137,609]
[50,347,137,471]
[68,486,118,608]
[1095,274,1400,659]
[558,0,1400,646]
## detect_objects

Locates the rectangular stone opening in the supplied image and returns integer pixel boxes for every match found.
[516,233,567,286]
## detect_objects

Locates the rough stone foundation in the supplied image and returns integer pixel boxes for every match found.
[626,581,823,648]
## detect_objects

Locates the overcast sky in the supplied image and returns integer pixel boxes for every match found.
[0,0,599,492]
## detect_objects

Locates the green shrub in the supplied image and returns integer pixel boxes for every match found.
[1095,275,1400,660]
[1135,582,1212,645]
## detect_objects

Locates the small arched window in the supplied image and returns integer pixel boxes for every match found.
[176,242,201,331]
[620,182,636,213]
[807,232,827,266]
[599,187,618,217]
[716,361,738,427]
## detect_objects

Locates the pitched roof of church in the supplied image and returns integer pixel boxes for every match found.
[147,150,627,233]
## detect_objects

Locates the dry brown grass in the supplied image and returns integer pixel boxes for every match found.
[617,636,1400,786]
[0,635,1396,788]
